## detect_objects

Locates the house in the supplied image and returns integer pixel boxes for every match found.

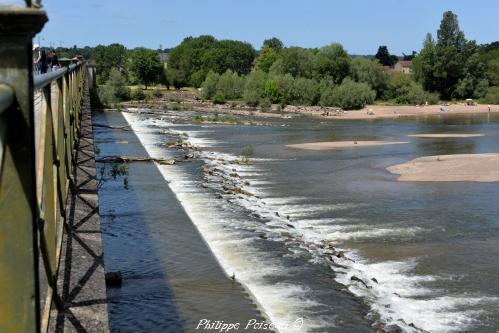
[394,60,412,74]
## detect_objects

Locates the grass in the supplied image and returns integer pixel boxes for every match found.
[192,113,241,124]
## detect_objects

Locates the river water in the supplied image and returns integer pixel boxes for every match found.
[95,109,499,333]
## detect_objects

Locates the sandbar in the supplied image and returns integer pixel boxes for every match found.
[408,133,484,138]
[287,141,409,150]
[387,153,499,182]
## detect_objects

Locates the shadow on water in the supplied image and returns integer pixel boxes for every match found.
[94,112,185,332]
[93,111,267,333]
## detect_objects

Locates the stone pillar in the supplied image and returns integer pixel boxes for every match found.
[0,7,47,333]
[86,59,97,90]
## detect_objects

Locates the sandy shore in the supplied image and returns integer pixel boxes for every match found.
[287,141,409,150]
[284,103,499,120]
[408,133,484,138]
[387,153,499,182]
[308,104,499,120]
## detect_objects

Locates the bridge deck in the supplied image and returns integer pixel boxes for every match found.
[48,83,109,333]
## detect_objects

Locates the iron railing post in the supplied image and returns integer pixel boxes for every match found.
[0,7,48,333]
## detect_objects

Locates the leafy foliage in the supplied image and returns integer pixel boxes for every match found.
[375,45,398,66]
[414,11,488,99]
[129,48,163,89]
[313,44,351,84]
[243,70,267,106]
[350,58,389,97]
[256,46,281,72]
[92,43,128,84]
[167,35,256,86]
[320,78,375,110]
[96,68,130,107]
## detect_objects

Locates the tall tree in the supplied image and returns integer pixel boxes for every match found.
[375,45,396,66]
[255,46,281,72]
[92,43,128,83]
[262,37,284,52]
[415,11,487,99]
[313,43,351,84]
[129,48,163,89]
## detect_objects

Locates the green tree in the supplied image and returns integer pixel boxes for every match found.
[92,43,128,83]
[202,40,256,76]
[256,46,281,72]
[386,73,438,104]
[374,46,397,66]
[215,70,245,100]
[168,35,255,87]
[350,58,389,98]
[287,78,319,105]
[280,47,315,78]
[478,42,499,86]
[262,37,284,52]
[415,11,487,99]
[313,44,351,84]
[201,71,220,99]
[264,79,282,104]
[129,48,163,89]
[243,70,267,106]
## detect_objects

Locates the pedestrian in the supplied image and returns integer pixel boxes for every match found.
[48,49,60,70]
[33,44,48,74]
[488,105,491,113]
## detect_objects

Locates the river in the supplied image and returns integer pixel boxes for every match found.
[94,109,499,333]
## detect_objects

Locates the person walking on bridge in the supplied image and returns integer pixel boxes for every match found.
[33,44,48,74]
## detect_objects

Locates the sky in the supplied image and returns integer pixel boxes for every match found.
[9,0,498,55]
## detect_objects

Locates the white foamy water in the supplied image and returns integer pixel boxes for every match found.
[122,112,498,333]
[123,113,329,333]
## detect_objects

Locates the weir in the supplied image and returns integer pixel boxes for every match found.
[0,4,108,332]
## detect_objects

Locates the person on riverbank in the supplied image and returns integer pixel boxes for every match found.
[488,105,491,113]
[33,44,48,74]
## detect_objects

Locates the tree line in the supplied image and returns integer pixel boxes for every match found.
[76,10,497,109]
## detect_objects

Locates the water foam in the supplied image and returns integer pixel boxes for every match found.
[122,112,498,333]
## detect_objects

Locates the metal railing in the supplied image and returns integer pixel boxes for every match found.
[33,62,85,332]
[0,19,86,332]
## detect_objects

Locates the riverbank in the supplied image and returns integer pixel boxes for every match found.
[122,96,499,122]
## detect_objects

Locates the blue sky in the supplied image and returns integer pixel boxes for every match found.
[26,0,499,54]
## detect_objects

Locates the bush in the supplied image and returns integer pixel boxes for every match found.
[213,91,226,104]
[288,78,319,105]
[481,86,499,104]
[107,68,130,100]
[259,98,271,112]
[243,70,267,106]
[131,88,146,101]
[320,78,376,110]
[387,73,437,105]
[96,68,130,107]
[264,79,283,104]
[215,70,244,100]
[201,71,220,99]
[349,58,388,98]
[97,84,116,107]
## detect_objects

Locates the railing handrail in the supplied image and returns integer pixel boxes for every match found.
[0,84,14,115]
[33,63,79,90]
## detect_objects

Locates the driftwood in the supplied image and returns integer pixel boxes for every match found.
[93,123,131,131]
[96,155,176,165]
